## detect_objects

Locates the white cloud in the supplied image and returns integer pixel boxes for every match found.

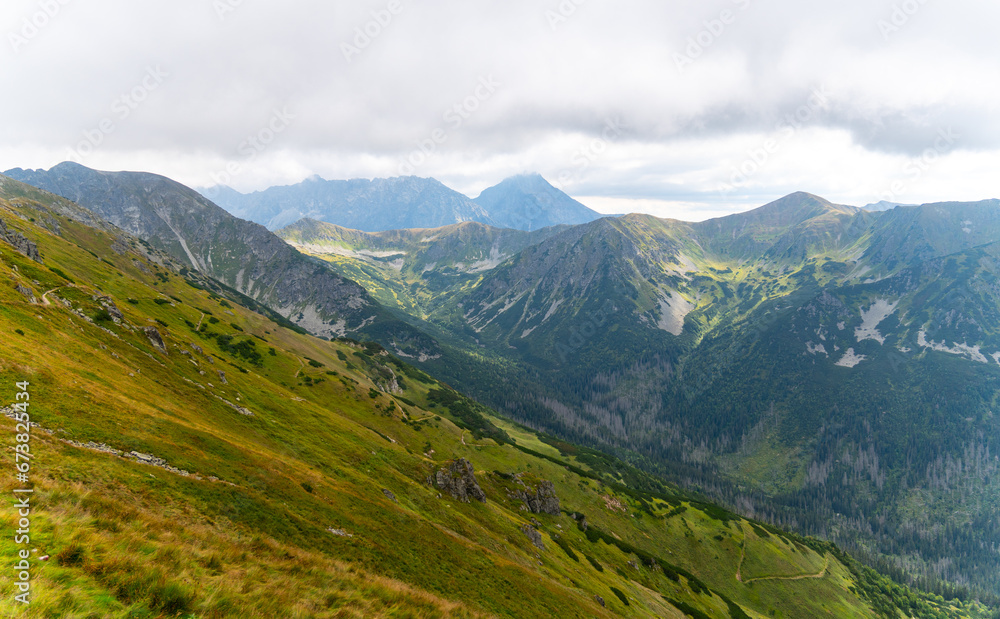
[1,0,997,217]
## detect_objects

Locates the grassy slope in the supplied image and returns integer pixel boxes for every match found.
[0,190,991,618]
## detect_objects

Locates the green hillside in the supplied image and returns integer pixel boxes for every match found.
[1,181,993,617]
[281,194,1000,600]
[278,218,565,318]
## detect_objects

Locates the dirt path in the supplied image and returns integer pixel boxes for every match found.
[736,522,829,584]
[407,414,437,423]
[195,312,205,330]
[40,286,64,306]
[742,556,829,584]
[40,283,84,306]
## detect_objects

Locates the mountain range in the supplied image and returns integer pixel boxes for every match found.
[199,172,603,232]
[3,162,436,355]
[7,161,1000,611]
[7,171,991,617]
[285,191,1000,598]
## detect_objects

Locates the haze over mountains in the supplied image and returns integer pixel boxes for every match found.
[7,161,1000,609]
[199,172,603,232]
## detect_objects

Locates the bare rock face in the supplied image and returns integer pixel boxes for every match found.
[435,458,486,503]
[516,480,560,515]
[143,326,166,352]
[0,218,41,262]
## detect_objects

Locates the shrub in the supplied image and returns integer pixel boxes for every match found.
[150,580,193,615]
[49,267,73,283]
[610,587,629,606]
[55,544,86,567]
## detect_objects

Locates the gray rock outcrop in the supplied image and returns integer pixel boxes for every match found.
[15,284,35,302]
[0,218,41,262]
[435,458,486,503]
[143,326,166,352]
[95,296,124,323]
[521,523,545,550]
[516,480,560,515]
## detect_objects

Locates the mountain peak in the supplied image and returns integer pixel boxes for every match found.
[473,174,601,231]
[736,191,856,224]
[479,173,557,194]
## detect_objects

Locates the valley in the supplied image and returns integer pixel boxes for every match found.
[282,190,1000,600]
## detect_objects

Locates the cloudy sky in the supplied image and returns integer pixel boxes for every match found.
[1,0,997,220]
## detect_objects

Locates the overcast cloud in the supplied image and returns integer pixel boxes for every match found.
[0,0,997,220]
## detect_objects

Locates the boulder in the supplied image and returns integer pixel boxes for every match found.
[15,284,35,302]
[516,480,561,515]
[435,458,486,503]
[95,296,124,323]
[143,326,166,352]
[521,523,545,550]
